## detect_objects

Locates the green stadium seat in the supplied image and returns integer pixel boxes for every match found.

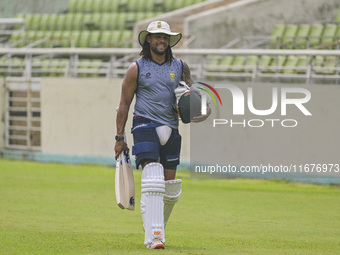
[101,0,119,12]
[320,24,337,47]
[282,55,299,74]
[77,31,91,47]
[77,59,90,77]
[51,30,63,47]
[75,0,86,12]
[230,56,245,72]
[125,13,137,30]
[37,14,50,30]
[269,24,286,48]
[45,14,59,31]
[23,31,36,46]
[10,32,26,47]
[92,0,103,12]
[245,55,258,72]
[126,0,137,12]
[308,24,324,47]
[144,0,157,12]
[51,59,68,77]
[39,59,52,77]
[8,58,24,77]
[135,12,146,22]
[55,14,66,30]
[336,8,340,22]
[270,55,286,73]
[314,56,337,75]
[89,60,102,77]
[60,30,72,47]
[116,13,128,30]
[68,0,78,12]
[82,14,95,30]
[120,30,133,47]
[154,0,166,12]
[72,13,84,30]
[100,14,116,30]
[218,56,233,72]
[313,56,324,75]
[34,31,52,48]
[110,30,122,47]
[91,13,102,30]
[30,14,42,30]
[281,24,298,48]
[205,56,220,72]
[294,24,311,49]
[100,0,111,12]
[83,0,95,13]
[118,0,128,12]
[259,55,273,73]
[99,30,113,47]
[63,14,74,30]
[70,30,82,47]
[295,56,308,74]
[334,25,340,49]
[88,31,101,47]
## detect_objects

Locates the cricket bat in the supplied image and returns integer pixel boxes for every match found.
[115,148,135,210]
[115,108,135,210]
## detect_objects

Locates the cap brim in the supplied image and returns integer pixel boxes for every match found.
[138,30,182,47]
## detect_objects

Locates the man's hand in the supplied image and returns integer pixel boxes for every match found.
[114,140,130,160]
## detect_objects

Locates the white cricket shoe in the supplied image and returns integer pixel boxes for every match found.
[147,239,165,249]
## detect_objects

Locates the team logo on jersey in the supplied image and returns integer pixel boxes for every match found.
[170,71,175,82]
[141,72,151,79]
[157,22,162,28]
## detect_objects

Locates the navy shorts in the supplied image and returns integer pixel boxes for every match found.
[131,116,181,170]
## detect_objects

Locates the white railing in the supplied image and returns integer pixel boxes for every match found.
[0,48,340,83]
[0,18,25,35]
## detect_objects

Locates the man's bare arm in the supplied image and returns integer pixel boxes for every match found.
[115,62,138,159]
[181,61,193,86]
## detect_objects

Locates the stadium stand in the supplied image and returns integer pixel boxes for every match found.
[205,10,340,82]
[1,0,339,152]
[8,0,207,49]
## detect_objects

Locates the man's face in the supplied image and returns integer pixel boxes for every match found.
[147,33,170,55]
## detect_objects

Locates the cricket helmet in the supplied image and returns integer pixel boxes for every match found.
[177,90,202,124]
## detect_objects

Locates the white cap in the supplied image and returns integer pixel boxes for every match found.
[138,21,182,47]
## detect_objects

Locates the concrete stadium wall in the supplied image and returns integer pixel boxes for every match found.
[185,0,340,48]
[40,78,191,167]
[0,78,5,149]
[0,0,68,18]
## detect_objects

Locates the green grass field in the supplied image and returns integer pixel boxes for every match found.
[0,159,340,255]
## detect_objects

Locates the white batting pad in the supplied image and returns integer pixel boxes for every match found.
[141,162,165,244]
[164,179,182,227]
[155,125,172,146]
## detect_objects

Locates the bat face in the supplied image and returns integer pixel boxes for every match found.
[115,150,135,210]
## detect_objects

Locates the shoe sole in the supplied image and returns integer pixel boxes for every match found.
[152,244,164,249]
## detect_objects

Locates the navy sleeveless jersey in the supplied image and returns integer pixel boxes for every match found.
[134,57,183,129]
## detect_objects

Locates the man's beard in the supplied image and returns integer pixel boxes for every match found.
[150,43,168,56]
